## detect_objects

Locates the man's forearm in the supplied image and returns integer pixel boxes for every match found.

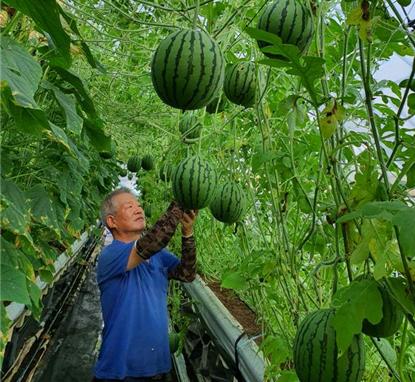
[135,201,183,260]
[168,236,196,282]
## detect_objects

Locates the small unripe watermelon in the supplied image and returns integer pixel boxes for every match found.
[169,332,180,353]
[144,204,152,218]
[127,156,141,173]
[209,182,247,223]
[151,29,225,110]
[257,0,314,58]
[119,168,128,177]
[179,114,202,143]
[206,96,226,114]
[224,62,257,108]
[362,278,404,338]
[159,163,173,182]
[141,155,154,171]
[172,156,217,209]
[294,309,365,382]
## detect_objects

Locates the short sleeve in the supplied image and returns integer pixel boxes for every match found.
[97,241,133,285]
[158,248,180,273]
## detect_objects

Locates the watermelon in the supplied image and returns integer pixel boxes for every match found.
[257,0,314,58]
[223,62,257,108]
[99,140,116,159]
[127,156,141,173]
[294,309,365,382]
[362,278,404,338]
[179,114,202,143]
[172,156,217,209]
[169,332,180,353]
[206,96,226,114]
[119,168,127,177]
[141,155,154,171]
[151,29,225,110]
[159,163,173,182]
[144,204,152,218]
[209,182,247,223]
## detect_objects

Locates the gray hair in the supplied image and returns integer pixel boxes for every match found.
[100,187,136,229]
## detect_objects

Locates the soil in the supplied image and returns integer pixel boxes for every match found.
[201,276,263,345]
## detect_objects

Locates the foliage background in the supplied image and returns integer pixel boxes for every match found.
[1,0,415,380]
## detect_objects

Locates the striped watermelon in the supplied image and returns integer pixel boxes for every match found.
[206,96,226,114]
[119,168,127,177]
[151,29,225,110]
[141,155,154,171]
[144,204,152,218]
[362,278,404,338]
[294,309,365,382]
[257,0,314,58]
[224,62,257,108]
[127,156,141,173]
[209,182,247,224]
[179,114,202,143]
[172,156,217,209]
[159,163,173,182]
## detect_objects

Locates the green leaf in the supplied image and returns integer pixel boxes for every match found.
[53,68,98,119]
[4,0,71,68]
[0,37,42,108]
[387,277,415,316]
[0,264,31,305]
[47,122,76,154]
[406,163,415,188]
[42,81,83,135]
[277,371,299,382]
[26,280,42,321]
[332,280,383,355]
[27,184,60,235]
[350,240,369,264]
[0,179,30,235]
[372,337,397,366]
[408,93,415,114]
[221,271,247,291]
[260,335,291,366]
[392,208,415,257]
[57,7,104,71]
[252,148,277,173]
[83,118,112,153]
[245,27,300,62]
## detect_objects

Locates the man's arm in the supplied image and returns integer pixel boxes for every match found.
[127,201,184,271]
[168,235,196,282]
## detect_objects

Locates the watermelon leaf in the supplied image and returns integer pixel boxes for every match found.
[0,264,31,305]
[387,277,415,316]
[4,0,72,68]
[41,81,83,135]
[332,280,383,355]
[221,271,247,291]
[1,179,31,235]
[27,184,61,235]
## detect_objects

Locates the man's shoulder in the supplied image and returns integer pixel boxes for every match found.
[98,240,131,262]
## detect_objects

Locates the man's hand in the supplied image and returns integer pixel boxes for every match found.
[181,210,198,237]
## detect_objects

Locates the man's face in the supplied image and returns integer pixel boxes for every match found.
[108,193,145,234]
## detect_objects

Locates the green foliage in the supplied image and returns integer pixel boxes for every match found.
[332,280,383,355]
[2,0,415,379]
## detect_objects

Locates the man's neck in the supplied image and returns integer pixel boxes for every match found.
[112,231,142,243]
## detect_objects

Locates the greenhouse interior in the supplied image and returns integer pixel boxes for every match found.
[1,0,415,381]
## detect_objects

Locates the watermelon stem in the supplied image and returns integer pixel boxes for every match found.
[192,0,200,29]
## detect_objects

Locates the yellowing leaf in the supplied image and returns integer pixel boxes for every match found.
[346,7,363,26]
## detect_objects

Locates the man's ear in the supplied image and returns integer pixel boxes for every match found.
[107,215,116,230]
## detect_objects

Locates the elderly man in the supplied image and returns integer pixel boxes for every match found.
[92,187,197,382]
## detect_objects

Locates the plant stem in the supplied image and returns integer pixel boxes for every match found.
[358,40,390,194]
[387,56,415,168]
[193,0,200,29]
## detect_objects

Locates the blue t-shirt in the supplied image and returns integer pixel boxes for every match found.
[93,240,180,379]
